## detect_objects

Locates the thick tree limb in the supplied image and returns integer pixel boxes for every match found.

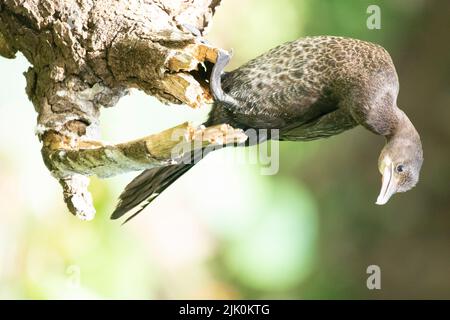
[43,123,247,179]
[0,0,236,219]
[43,122,247,220]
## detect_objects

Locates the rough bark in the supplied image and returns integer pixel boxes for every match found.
[0,0,244,219]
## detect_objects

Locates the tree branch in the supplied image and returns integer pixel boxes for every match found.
[43,122,247,179]
[0,0,235,219]
[43,122,247,220]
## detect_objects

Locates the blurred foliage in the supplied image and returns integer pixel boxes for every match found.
[0,0,449,299]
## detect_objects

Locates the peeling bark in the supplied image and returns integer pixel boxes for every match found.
[0,0,239,219]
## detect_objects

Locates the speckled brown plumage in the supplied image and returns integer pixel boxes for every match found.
[207,36,397,135]
[112,36,423,221]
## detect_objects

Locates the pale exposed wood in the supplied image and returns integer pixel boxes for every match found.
[43,122,247,179]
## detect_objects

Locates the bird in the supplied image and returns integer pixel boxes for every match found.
[111,36,423,222]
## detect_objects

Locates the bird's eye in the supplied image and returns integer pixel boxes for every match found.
[396,164,405,173]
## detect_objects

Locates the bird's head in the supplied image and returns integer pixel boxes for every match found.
[376,114,423,205]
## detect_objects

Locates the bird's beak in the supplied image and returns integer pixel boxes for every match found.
[376,161,396,205]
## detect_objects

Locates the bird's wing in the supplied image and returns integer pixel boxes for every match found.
[221,62,327,120]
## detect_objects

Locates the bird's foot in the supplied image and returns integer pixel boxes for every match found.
[210,49,233,103]
[180,23,236,107]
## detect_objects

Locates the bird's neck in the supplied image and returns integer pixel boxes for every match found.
[385,107,420,144]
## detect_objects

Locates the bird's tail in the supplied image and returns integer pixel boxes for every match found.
[111,163,195,223]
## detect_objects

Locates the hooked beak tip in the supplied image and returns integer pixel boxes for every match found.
[375,197,388,205]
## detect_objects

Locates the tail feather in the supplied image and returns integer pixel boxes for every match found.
[111,137,230,223]
[111,164,194,222]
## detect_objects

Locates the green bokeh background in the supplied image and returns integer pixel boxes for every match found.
[0,0,449,299]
